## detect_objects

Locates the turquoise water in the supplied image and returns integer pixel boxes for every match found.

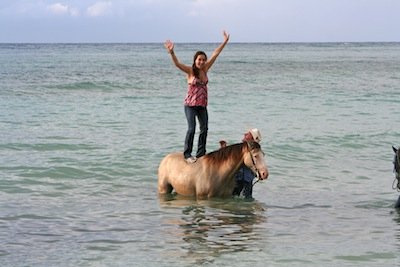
[1,43,400,266]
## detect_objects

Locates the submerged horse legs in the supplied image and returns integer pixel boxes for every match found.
[158,177,173,195]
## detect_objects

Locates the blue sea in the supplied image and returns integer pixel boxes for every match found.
[1,42,400,266]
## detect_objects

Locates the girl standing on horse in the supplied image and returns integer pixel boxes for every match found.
[164,31,230,163]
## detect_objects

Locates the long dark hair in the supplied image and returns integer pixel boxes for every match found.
[192,51,207,78]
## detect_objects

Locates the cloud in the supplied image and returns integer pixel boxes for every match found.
[86,1,112,17]
[47,3,80,16]
[47,3,68,15]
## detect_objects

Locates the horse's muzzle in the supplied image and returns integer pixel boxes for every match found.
[258,168,269,180]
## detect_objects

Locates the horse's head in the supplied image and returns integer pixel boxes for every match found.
[243,141,269,180]
[393,146,400,189]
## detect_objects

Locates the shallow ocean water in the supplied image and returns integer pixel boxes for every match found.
[1,43,400,266]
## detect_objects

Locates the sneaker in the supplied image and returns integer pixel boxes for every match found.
[186,156,197,163]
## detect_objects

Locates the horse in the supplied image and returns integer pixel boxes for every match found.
[158,141,269,198]
[393,146,400,208]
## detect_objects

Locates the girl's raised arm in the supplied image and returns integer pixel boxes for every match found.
[164,40,191,74]
[205,31,230,71]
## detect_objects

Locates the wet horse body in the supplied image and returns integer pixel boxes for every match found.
[158,142,268,198]
[393,146,400,208]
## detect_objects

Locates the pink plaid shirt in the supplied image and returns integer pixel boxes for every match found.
[184,76,208,107]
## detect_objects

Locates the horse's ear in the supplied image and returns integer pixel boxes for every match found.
[393,146,398,153]
[246,141,260,150]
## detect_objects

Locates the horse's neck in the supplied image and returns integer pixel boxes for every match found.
[202,143,247,181]
[214,152,244,181]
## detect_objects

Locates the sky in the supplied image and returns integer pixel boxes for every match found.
[0,0,399,43]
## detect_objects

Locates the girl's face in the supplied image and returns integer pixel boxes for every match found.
[195,54,207,69]
[243,132,254,142]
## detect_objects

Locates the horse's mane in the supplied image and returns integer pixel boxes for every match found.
[204,141,261,165]
[395,146,400,172]
[393,146,400,191]
[205,143,243,164]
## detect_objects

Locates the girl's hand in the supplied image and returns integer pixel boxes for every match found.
[164,40,174,53]
[223,31,230,42]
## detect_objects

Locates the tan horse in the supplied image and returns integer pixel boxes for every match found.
[158,141,269,198]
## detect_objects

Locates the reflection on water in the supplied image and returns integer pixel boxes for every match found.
[159,195,267,265]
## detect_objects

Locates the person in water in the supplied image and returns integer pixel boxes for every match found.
[220,128,262,199]
[164,31,230,163]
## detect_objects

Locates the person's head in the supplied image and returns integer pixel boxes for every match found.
[243,128,262,143]
[192,51,207,78]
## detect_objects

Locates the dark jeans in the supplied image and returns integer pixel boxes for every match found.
[233,166,255,199]
[184,105,208,159]
[233,181,253,199]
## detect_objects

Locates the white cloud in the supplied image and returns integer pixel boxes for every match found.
[47,3,80,16]
[47,3,68,15]
[86,1,112,17]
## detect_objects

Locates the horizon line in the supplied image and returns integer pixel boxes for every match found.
[1,41,400,44]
